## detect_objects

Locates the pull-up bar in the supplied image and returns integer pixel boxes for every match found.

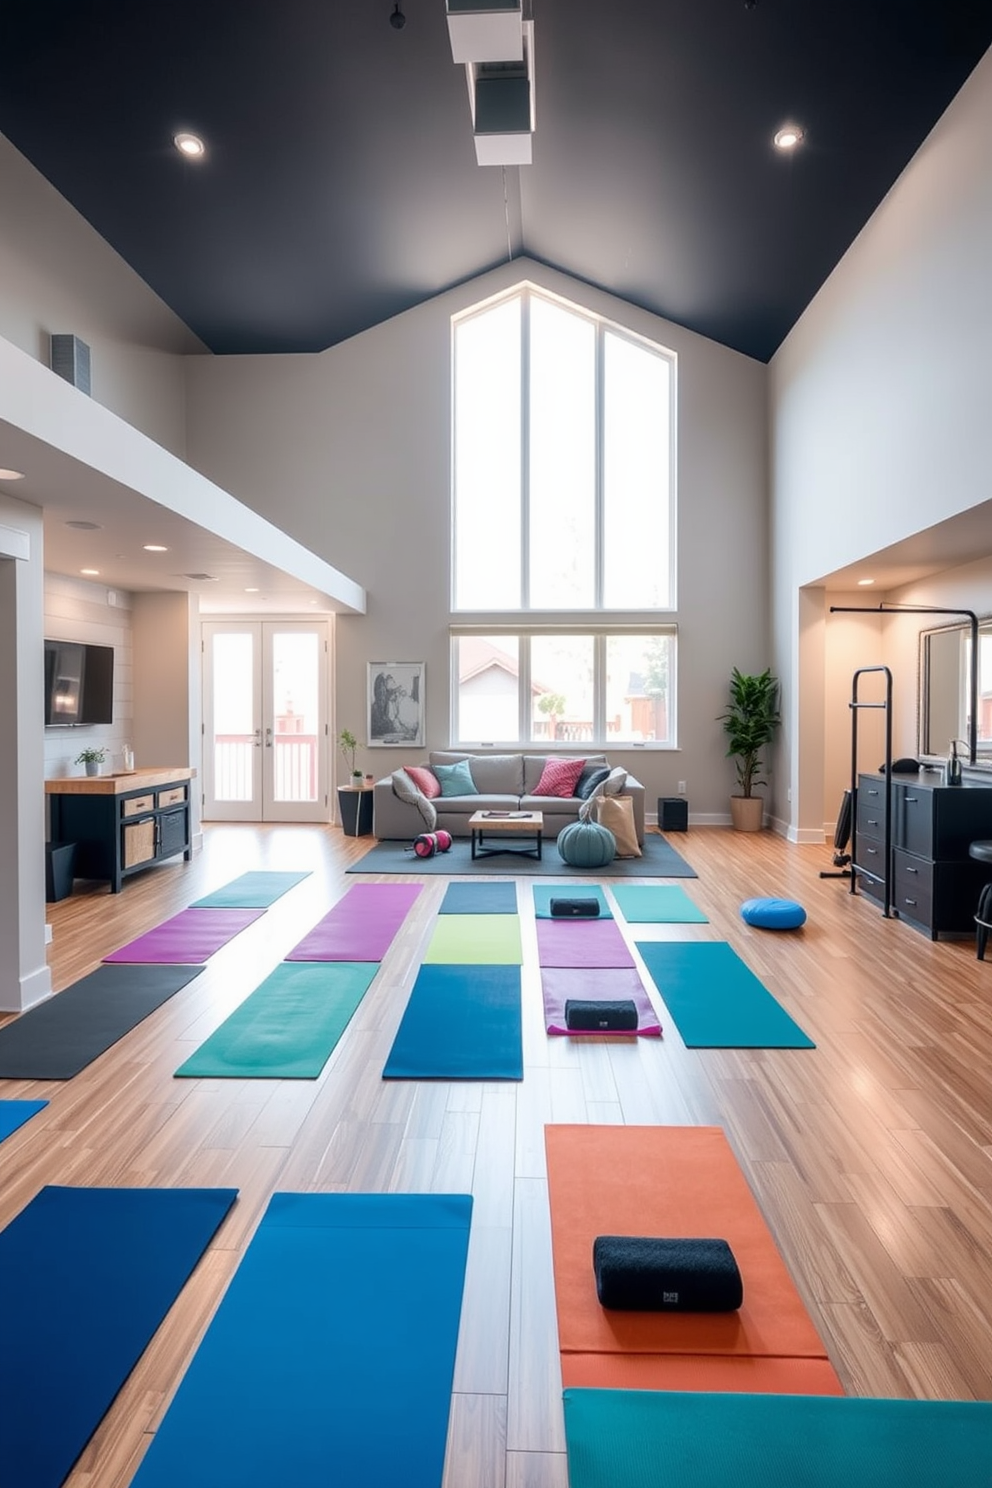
[829,603,978,765]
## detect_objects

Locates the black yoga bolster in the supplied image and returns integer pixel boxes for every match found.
[593,1236,743,1312]
[550,896,601,917]
[565,999,638,1031]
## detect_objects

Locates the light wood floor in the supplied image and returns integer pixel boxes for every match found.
[4,823,992,1487]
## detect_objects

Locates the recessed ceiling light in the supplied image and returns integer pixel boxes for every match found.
[66,519,102,530]
[857,577,875,586]
[774,123,805,151]
[143,544,169,552]
[174,132,206,159]
[245,587,260,593]
[0,467,25,480]
[80,568,100,576]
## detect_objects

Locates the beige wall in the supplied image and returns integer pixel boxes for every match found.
[183,260,770,819]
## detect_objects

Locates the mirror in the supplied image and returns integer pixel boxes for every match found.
[919,617,991,759]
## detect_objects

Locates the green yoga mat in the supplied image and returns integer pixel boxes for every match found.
[563,1388,992,1488]
[174,962,378,1078]
[636,940,814,1048]
[190,871,312,908]
[613,884,708,923]
[424,913,523,964]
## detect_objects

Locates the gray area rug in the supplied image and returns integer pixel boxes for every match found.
[348,833,697,878]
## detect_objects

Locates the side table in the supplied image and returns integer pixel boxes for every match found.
[338,785,374,837]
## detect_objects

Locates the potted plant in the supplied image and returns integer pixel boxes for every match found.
[337,729,364,786]
[75,745,108,778]
[717,667,781,831]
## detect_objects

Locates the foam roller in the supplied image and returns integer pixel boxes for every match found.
[564,999,637,1031]
[550,897,601,918]
[593,1235,743,1311]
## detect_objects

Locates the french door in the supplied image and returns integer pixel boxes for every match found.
[202,620,329,822]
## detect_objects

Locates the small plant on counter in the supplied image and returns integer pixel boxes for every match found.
[75,746,108,765]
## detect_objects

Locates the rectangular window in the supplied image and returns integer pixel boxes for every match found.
[451,630,675,748]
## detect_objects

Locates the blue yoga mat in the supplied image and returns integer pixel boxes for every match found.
[439,881,518,914]
[0,1184,237,1488]
[563,1388,992,1488]
[532,884,612,919]
[131,1192,472,1488]
[0,1099,48,1143]
[636,941,814,1048]
[383,964,523,1079]
[191,870,312,908]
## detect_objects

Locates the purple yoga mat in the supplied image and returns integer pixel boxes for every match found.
[536,918,635,969]
[104,908,266,964]
[286,883,422,962]
[541,968,662,1037]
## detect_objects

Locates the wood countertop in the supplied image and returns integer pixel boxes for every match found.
[45,767,196,795]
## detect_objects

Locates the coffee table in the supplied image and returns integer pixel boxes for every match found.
[469,810,544,861]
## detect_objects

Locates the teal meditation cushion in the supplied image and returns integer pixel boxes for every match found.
[557,819,616,868]
[740,897,807,930]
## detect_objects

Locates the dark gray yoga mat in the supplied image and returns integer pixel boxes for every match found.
[0,964,205,1079]
[349,833,697,877]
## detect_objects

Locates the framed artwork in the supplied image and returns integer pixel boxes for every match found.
[367,662,425,748]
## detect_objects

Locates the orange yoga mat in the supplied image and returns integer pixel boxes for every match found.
[546,1124,832,1363]
[561,1351,844,1395]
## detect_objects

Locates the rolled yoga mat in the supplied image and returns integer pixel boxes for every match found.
[190,870,312,908]
[593,1236,743,1311]
[383,964,523,1080]
[533,884,612,919]
[546,1124,840,1395]
[563,1388,992,1488]
[0,964,205,1080]
[174,961,379,1079]
[0,1184,237,1488]
[543,969,662,1038]
[0,1100,48,1143]
[636,940,815,1048]
[286,882,422,961]
[129,1192,472,1488]
[104,908,265,964]
[566,1000,638,1032]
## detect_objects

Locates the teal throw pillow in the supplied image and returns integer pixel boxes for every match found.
[433,758,477,797]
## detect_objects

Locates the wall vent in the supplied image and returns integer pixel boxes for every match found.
[50,334,91,395]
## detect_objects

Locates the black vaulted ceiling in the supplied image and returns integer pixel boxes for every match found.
[0,2,989,362]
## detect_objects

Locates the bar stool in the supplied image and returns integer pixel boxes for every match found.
[969,840,992,959]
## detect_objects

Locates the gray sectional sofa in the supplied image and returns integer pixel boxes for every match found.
[372,750,645,842]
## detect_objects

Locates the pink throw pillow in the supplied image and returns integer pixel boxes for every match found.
[533,757,587,798]
[405,764,441,799]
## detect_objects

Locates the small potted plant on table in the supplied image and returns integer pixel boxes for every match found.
[75,746,108,778]
[337,729,371,836]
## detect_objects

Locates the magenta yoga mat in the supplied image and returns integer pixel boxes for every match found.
[537,919,635,969]
[103,908,266,964]
[541,968,662,1037]
[286,883,422,962]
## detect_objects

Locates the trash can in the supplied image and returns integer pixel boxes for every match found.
[45,841,77,902]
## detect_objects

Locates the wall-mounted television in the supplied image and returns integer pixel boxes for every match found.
[44,639,115,727]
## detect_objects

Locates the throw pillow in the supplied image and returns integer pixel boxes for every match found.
[594,794,641,857]
[533,757,587,798]
[390,768,437,830]
[574,763,611,800]
[602,765,628,796]
[405,764,441,799]
[433,758,477,797]
[578,765,629,822]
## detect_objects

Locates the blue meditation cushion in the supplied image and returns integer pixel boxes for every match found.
[740,897,807,930]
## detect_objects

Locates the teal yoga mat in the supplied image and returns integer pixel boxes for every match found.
[130,1192,472,1488]
[636,940,814,1048]
[383,964,523,1079]
[532,884,612,918]
[190,870,312,908]
[613,884,708,923]
[174,962,378,1078]
[563,1388,992,1488]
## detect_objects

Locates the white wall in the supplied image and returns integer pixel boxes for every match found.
[43,573,134,779]
[0,132,202,458]
[770,47,992,837]
[183,260,770,819]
